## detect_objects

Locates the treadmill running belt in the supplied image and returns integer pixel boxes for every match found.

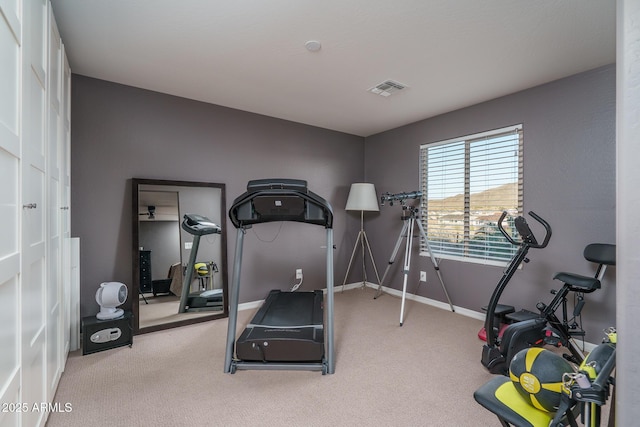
[236,290,324,362]
[250,290,322,327]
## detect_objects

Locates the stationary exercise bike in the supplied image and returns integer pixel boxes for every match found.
[481,211,615,375]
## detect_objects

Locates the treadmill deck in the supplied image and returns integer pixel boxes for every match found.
[236,290,324,362]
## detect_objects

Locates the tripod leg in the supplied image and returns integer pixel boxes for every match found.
[399,218,415,326]
[375,220,409,299]
[415,219,455,312]
[362,231,382,287]
[341,230,364,292]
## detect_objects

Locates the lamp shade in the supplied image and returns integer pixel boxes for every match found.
[345,183,379,212]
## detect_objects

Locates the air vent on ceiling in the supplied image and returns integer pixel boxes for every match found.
[368,80,407,97]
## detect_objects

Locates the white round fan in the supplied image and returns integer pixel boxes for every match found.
[95,282,128,320]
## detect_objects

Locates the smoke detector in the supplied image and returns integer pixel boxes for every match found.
[305,40,322,52]
[368,80,407,97]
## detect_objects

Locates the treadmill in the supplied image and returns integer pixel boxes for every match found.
[224,179,335,374]
[179,214,224,313]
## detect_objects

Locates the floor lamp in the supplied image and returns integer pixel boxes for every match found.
[342,183,382,290]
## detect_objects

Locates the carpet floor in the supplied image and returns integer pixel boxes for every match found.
[48,287,504,426]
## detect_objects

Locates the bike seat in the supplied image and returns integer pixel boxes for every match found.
[584,243,616,266]
[553,272,601,292]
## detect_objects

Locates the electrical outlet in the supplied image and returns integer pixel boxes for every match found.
[296,268,303,280]
[420,271,427,282]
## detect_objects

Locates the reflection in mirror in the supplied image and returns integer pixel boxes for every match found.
[132,179,228,334]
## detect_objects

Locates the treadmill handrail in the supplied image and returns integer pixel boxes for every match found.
[229,179,333,229]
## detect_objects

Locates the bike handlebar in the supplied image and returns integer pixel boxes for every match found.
[497,211,552,249]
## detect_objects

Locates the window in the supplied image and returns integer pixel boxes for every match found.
[419,125,523,265]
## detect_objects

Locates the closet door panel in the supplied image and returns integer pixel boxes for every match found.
[61,46,73,353]
[0,0,22,420]
[46,2,63,396]
[0,0,20,157]
[21,0,48,425]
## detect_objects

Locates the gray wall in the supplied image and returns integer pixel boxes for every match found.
[72,65,617,343]
[71,75,363,317]
[139,221,180,280]
[364,65,616,342]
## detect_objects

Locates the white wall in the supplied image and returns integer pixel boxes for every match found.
[616,0,640,424]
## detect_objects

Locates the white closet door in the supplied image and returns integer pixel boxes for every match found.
[46,2,63,400]
[21,0,49,426]
[2,2,72,424]
[61,44,74,353]
[0,1,23,425]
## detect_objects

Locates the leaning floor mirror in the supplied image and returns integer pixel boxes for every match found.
[132,178,228,334]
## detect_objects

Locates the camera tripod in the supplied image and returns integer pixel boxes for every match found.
[374,205,454,326]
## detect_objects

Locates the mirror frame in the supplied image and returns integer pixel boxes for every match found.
[132,178,229,334]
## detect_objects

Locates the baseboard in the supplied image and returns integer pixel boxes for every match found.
[237,282,599,352]
[368,281,485,320]
[238,299,264,312]
[339,282,370,292]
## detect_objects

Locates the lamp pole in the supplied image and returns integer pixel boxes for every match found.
[341,183,381,291]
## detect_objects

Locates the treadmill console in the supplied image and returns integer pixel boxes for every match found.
[247,178,308,193]
[252,195,306,220]
[181,213,222,236]
[229,178,333,228]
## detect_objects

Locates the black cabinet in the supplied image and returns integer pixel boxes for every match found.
[139,250,152,293]
[82,311,133,355]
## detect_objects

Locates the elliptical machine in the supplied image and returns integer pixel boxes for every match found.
[481,211,615,375]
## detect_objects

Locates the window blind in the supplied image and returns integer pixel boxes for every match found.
[420,125,523,265]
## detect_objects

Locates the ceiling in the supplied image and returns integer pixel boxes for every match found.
[138,189,179,221]
[50,1,616,137]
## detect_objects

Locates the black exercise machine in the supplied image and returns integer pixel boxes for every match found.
[224,179,335,374]
[481,211,551,374]
[481,211,615,375]
[178,213,224,313]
